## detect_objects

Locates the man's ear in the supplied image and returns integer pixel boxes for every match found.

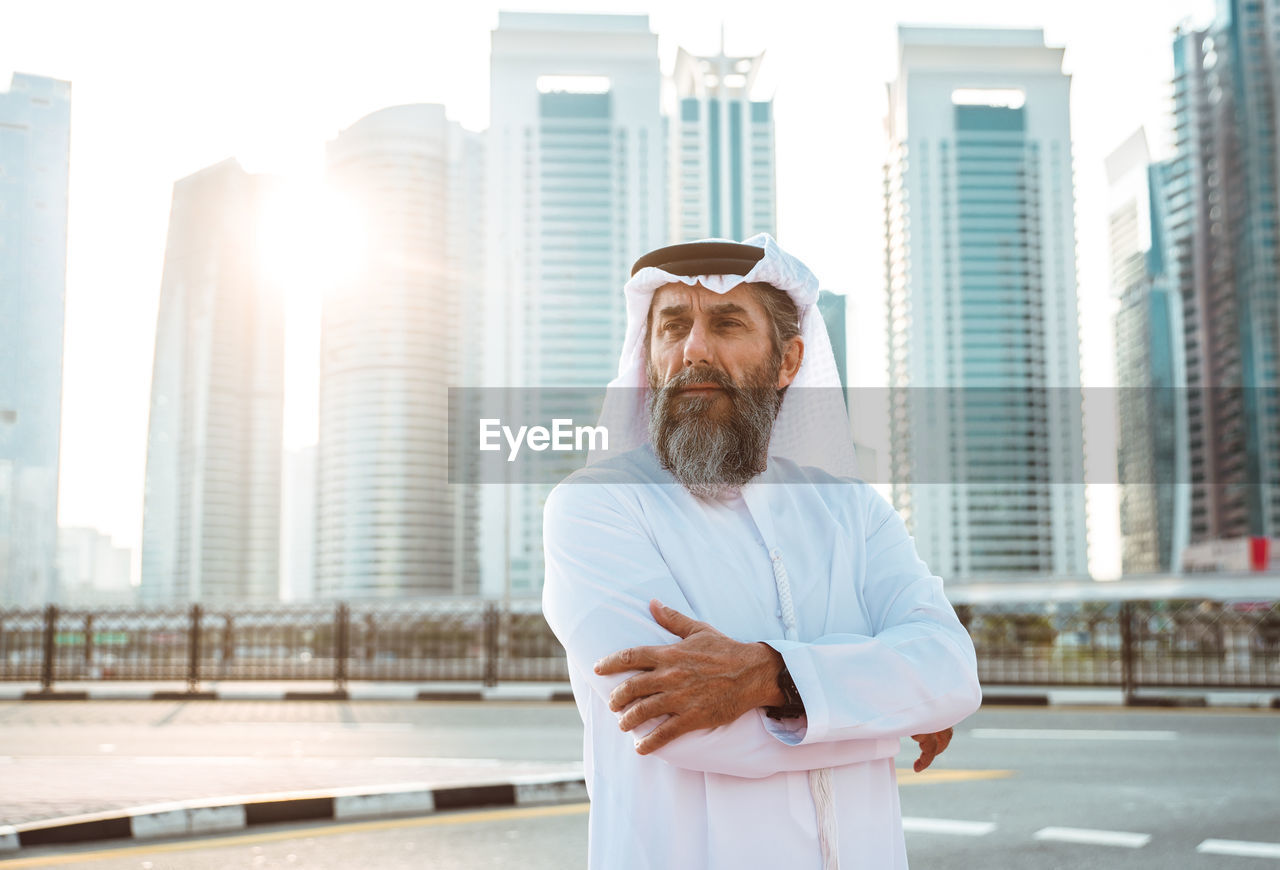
[776,337,804,389]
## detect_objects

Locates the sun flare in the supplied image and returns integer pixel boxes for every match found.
[255,178,367,302]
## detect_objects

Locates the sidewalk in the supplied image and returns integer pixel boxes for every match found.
[0,693,588,854]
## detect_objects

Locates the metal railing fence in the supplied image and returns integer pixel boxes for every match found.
[1,595,1277,694]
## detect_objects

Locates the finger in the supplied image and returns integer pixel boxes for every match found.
[634,713,693,755]
[609,671,663,713]
[594,645,661,676]
[912,735,938,772]
[649,599,704,639]
[618,694,671,732]
[936,728,953,754]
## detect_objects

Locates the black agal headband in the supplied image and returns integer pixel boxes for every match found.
[630,241,766,278]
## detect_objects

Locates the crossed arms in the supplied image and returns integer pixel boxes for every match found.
[541,478,982,779]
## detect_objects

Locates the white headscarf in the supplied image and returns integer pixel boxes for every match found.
[590,232,857,479]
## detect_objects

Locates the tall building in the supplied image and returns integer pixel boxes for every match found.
[140,159,284,604]
[668,45,776,242]
[817,290,848,392]
[1168,6,1280,546]
[280,444,315,601]
[316,105,483,600]
[0,73,71,606]
[484,12,665,596]
[883,27,1089,579]
[1107,129,1190,573]
[56,526,134,607]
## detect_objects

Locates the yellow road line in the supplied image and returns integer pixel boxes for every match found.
[897,768,1014,785]
[0,803,591,868]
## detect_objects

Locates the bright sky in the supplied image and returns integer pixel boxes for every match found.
[3,0,1214,581]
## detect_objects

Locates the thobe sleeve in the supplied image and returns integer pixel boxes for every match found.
[764,488,983,746]
[542,477,901,779]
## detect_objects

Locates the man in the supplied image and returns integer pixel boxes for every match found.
[542,234,981,869]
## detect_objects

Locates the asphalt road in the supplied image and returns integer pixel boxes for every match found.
[3,704,1277,869]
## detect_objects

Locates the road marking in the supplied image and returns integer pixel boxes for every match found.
[1197,839,1280,859]
[0,803,591,867]
[896,768,1014,785]
[970,728,1177,741]
[1033,827,1151,848]
[902,817,996,836]
[371,756,508,767]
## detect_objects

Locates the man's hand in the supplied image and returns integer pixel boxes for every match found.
[593,599,784,755]
[910,727,953,772]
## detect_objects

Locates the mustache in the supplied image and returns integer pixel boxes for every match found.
[657,365,739,395]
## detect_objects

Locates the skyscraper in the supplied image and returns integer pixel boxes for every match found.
[484,12,665,596]
[140,159,284,604]
[315,104,483,599]
[668,45,776,243]
[817,290,848,393]
[280,444,315,602]
[884,27,1089,579]
[0,73,71,607]
[1107,129,1190,573]
[1168,6,1280,547]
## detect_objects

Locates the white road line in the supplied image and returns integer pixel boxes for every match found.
[1034,827,1151,848]
[902,817,996,837]
[1197,839,1280,859]
[371,757,508,767]
[970,728,1177,741]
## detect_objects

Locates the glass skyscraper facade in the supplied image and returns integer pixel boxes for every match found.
[140,160,284,604]
[1107,130,1190,573]
[316,104,483,599]
[884,27,1089,580]
[484,12,665,596]
[669,47,776,243]
[1169,4,1280,546]
[0,73,71,606]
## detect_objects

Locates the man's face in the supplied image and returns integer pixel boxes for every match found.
[645,282,800,398]
[644,282,803,497]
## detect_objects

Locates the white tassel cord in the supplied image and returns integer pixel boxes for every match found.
[809,768,839,870]
[771,548,840,870]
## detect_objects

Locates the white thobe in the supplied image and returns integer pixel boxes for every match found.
[541,444,982,870]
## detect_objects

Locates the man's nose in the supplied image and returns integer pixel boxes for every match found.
[682,320,712,368]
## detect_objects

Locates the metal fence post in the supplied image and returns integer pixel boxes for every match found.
[84,614,94,674]
[187,603,203,692]
[1120,601,1136,704]
[334,603,349,692]
[483,602,499,688]
[40,604,57,692]
[222,616,234,678]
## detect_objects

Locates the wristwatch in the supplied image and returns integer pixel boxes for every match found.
[765,663,806,720]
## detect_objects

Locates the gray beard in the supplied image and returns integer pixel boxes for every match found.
[646,364,783,499]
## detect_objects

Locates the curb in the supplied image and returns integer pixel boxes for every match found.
[7,687,1276,708]
[10,688,576,703]
[0,774,588,855]
[980,691,1280,710]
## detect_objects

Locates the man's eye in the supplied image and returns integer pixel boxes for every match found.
[717,319,743,328]
[661,323,688,334]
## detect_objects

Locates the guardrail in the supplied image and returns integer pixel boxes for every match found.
[1,594,1277,695]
